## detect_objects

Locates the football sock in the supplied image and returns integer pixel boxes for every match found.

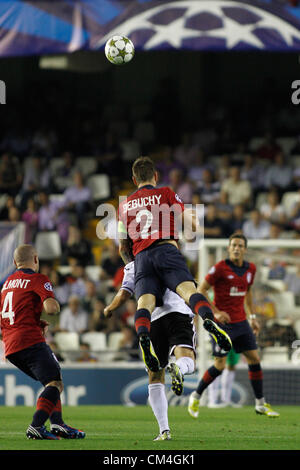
[248,363,263,400]
[175,356,195,375]
[31,386,60,428]
[221,369,235,404]
[196,365,223,397]
[50,398,64,425]
[148,383,169,433]
[188,293,214,321]
[208,375,221,405]
[135,308,151,337]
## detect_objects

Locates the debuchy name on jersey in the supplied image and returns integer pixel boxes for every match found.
[205,259,256,323]
[118,185,184,256]
[0,269,55,356]
[121,261,193,322]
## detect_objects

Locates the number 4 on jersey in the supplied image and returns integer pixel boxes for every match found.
[1,291,15,325]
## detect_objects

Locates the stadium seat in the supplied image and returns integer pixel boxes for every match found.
[49,194,65,202]
[107,332,123,351]
[262,346,289,364]
[81,332,107,351]
[76,157,97,177]
[270,291,295,317]
[35,231,62,260]
[54,332,80,351]
[57,265,72,275]
[87,174,111,200]
[255,192,268,210]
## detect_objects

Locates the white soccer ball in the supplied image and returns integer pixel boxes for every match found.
[105,35,135,65]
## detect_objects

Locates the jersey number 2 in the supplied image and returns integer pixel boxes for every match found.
[1,291,15,325]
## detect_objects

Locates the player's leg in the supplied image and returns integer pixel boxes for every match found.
[167,346,195,396]
[243,349,279,417]
[176,281,232,352]
[188,355,227,418]
[149,319,171,441]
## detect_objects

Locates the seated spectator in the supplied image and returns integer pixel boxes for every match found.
[58,295,89,334]
[21,156,52,208]
[204,204,227,238]
[76,343,98,363]
[173,132,200,167]
[289,190,300,232]
[67,264,88,298]
[0,195,15,220]
[22,197,38,243]
[121,298,136,328]
[49,269,70,307]
[0,152,22,196]
[48,341,65,362]
[227,204,246,234]
[215,191,233,220]
[240,153,266,190]
[221,166,252,207]
[254,289,277,320]
[61,224,94,266]
[116,325,139,361]
[186,148,210,185]
[155,146,184,185]
[216,154,231,183]
[260,189,286,224]
[264,151,293,191]
[268,260,286,280]
[62,171,92,228]
[168,167,193,203]
[256,131,282,161]
[8,206,21,222]
[242,209,271,239]
[89,298,122,334]
[100,241,123,281]
[196,168,220,204]
[82,280,99,314]
[53,151,77,192]
[37,191,70,243]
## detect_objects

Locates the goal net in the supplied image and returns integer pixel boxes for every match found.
[197,238,300,406]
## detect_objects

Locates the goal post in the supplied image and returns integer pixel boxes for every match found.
[196,238,300,406]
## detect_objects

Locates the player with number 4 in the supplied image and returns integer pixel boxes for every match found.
[0,244,85,440]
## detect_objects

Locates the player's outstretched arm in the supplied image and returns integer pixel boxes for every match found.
[104,289,131,318]
[43,298,60,316]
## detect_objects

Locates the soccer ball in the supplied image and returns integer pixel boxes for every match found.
[105,35,135,65]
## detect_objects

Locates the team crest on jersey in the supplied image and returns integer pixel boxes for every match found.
[247,272,252,283]
[44,282,53,291]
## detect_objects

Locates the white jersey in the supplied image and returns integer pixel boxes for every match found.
[121,261,194,323]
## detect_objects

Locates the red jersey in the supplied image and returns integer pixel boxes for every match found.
[118,185,185,256]
[205,259,256,323]
[0,269,55,356]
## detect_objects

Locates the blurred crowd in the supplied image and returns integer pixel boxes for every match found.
[2,105,300,361]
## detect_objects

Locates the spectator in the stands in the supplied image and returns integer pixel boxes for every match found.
[168,167,193,203]
[89,298,122,334]
[187,148,210,185]
[52,151,77,192]
[100,241,123,281]
[240,153,266,191]
[49,269,70,307]
[242,209,271,239]
[196,168,220,204]
[0,152,22,196]
[227,204,246,234]
[82,280,99,314]
[22,197,39,242]
[76,343,98,363]
[221,166,252,206]
[204,204,227,238]
[61,224,94,266]
[216,154,231,183]
[121,298,136,328]
[8,206,21,222]
[68,264,88,298]
[259,189,286,225]
[173,132,200,167]
[21,156,52,208]
[264,151,293,191]
[0,195,15,220]
[37,191,70,243]
[117,325,139,361]
[256,131,282,161]
[155,146,184,185]
[59,294,89,334]
[215,191,233,220]
[62,171,92,228]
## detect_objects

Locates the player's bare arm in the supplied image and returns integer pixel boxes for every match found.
[119,238,134,265]
[104,288,131,318]
[245,287,260,335]
[198,279,231,323]
[43,298,60,315]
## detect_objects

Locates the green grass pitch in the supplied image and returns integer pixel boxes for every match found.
[0,405,299,451]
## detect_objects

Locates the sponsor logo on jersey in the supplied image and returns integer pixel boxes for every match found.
[229,286,246,297]
[44,282,53,291]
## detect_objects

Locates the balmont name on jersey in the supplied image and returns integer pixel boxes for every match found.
[122,194,162,213]
[2,278,31,290]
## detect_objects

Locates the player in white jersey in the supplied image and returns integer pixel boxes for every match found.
[104,261,196,441]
